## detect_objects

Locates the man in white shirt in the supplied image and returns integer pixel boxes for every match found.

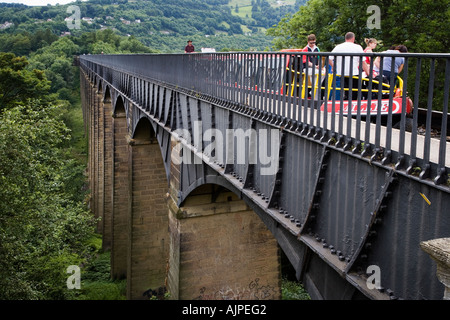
[329,32,369,100]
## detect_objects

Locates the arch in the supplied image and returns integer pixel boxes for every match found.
[127,115,169,299]
[114,95,126,117]
[179,175,242,206]
[132,116,156,143]
[103,84,111,103]
[97,79,103,95]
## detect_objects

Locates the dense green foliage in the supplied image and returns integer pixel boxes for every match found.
[281,277,310,300]
[267,0,449,53]
[0,0,303,52]
[0,99,96,299]
[0,23,160,298]
[0,53,50,110]
[75,243,127,300]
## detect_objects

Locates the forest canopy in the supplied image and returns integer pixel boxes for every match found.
[0,0,305,52]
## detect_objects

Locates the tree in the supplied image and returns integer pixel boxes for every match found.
[0,103,95,299]
[267,0,339,50]
[0,52,50,111]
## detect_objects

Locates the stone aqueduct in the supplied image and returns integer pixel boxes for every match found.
[81,68,282,300]
[79,53,450,300]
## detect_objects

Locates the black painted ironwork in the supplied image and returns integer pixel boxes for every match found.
[79,51,450,300]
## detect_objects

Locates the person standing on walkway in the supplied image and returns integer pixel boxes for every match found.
[184,40,195,53]
[302,34,320,68]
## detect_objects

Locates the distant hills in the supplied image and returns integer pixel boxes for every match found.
[0,0,305,52]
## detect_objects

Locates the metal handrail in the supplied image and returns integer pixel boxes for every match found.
[79,51,450,186]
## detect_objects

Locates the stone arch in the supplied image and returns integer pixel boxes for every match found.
[103,84,111,103]
[127,115,170,300]
[110,93,129,280]
[100,84,113,250]
[97,80,103,95]
[167,183,281,300]
[176,175,241,208]
[114,94,126,117]
[132,116,156,143]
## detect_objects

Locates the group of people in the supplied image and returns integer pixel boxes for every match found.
[184,34,407,100]
[300,32,407,100]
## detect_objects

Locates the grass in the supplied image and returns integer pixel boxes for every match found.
[230,0,298,19]
[75,250,127,300]
[69,234,127,300]
[281,277,311,300]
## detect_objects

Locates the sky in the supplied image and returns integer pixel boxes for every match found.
[0,0,86,6]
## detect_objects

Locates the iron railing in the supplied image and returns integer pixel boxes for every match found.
[80,51,450,186]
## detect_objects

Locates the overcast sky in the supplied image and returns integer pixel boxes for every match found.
[1,0,86,6]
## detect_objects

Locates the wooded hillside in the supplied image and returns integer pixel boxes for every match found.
[0,0,304,52]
